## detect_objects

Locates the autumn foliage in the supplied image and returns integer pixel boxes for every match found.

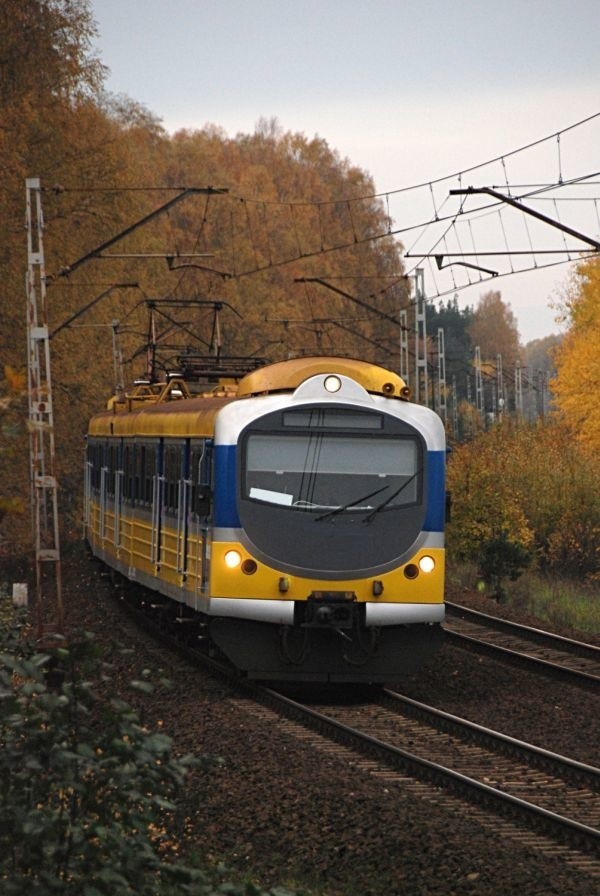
[447,420,599,584]
[0,1,410,554]
[550,257,600,458]
[0,0,597,592]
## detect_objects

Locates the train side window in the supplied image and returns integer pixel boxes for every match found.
[106,442,117,497]
[134,445,143,504]
[142,444,156,506]
[163,443,183,514]
[123,444,133,503]
[89,440,103,492]
[131,442,156,507]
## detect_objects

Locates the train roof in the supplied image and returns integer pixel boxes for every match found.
[237,357,409,398]
[87,356,409,438]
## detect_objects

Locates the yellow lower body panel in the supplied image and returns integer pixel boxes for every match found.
[209,541,444,605]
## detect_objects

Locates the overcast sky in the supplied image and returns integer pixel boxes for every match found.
[89,0,600,344]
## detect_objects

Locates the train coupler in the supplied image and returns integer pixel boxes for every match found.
[300,591,359,630]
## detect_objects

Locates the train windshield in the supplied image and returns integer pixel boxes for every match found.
[244,432,420,513]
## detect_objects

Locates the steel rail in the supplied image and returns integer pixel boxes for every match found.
[445,602,600,658]
[380,690,600,790]
[258,686,600,856]
[444,603,600,687]
[105,575,600,857]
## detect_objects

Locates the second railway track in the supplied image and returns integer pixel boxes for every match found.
[444,601,600,686]
[255,683,600,870]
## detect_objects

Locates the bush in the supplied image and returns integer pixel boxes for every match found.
[0,628,206,894]
[476,530,531,601]
[447,421,599,584]
[0,612,305,896]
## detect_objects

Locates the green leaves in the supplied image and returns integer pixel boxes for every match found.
[0,630,199,894]
[0,619,305,895]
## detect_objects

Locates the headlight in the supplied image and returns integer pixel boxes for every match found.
[224,550,242,569]
[324,375,341,393]
[418,555,435,574]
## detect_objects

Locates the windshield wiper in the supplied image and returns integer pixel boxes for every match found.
[362,471,420,524]
[315,484,391,521]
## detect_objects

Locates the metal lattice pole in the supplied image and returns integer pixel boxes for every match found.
[496,353,504,420]
[436,327,447,423]
[451,375,459,439]
[474,345,484,421]
[399,309,409,387]
[26,177,63,639]
[414,269,428,406]
[515,359,523,419]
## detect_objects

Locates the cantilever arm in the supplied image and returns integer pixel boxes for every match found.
[450,186,600,251]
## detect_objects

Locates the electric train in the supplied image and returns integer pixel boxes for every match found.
[85,356,446,682]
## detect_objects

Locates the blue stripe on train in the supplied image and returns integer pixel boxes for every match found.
[213,444,241,528]
[424,450,446,532]
[213,444,446,532]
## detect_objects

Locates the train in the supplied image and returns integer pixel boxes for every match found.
[85,355,447,682]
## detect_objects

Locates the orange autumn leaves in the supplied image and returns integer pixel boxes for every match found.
[551,257,600,459]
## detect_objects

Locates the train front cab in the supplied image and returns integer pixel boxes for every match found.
[207,371,446,682]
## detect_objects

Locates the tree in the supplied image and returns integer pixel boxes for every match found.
[1,10,410,555]
[550,257,600,458]
[426,295,474,404]
[0,630,200,894]
[446,426,535,588]
[468,290,520,369]
[447,420,599,583]
[0,367,28,559]
[522,334,562,377]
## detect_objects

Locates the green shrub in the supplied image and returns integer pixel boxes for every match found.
[0,630,203,894]
[0,614,306,896]
[476,530,531,601]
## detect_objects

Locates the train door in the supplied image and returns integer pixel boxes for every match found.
[176,439,191,579]
[124,439,160,576]
[188,438,213,600]
[84,438,102,543]
[160,439,185,586]
[102,439,120,549]
[113,439,123,553]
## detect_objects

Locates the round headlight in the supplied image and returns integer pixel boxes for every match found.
[224,550,242,569]
[324,375,341,393]
[418,555,435,574]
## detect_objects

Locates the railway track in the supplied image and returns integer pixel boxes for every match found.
[252,684,600,872]
[115,581,600,873]
[444,601,600,686]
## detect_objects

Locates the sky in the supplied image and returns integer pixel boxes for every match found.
[89,0,600,344]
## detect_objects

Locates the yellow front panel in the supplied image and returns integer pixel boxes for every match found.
[210,541,444,604]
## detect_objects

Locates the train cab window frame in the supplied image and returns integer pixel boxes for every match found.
[240,407,423,517]
[237,405,429,572]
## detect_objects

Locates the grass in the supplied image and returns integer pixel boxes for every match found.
[447,562,600,637]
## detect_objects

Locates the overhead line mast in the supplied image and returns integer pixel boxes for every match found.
[26,181,229,639]
[26,177,63,640]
